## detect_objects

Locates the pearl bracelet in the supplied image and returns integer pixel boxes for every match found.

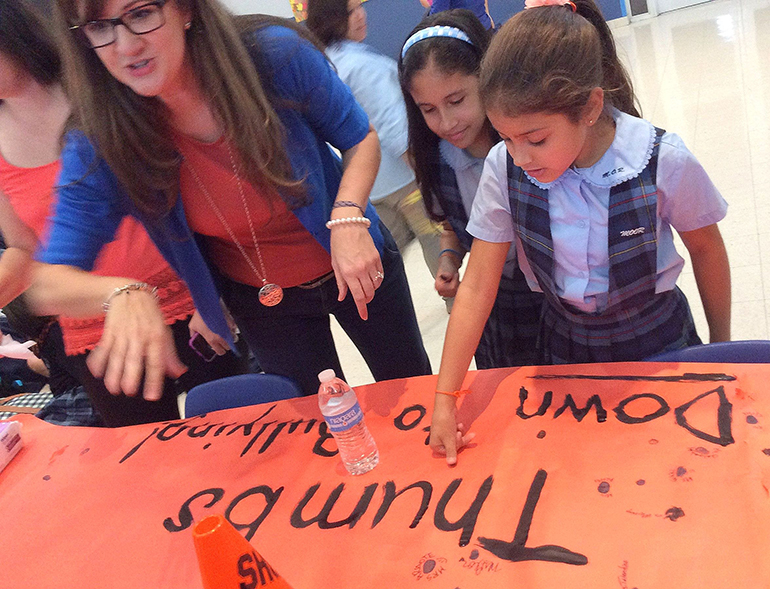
[325,216,372,229]
[102,282,159,313]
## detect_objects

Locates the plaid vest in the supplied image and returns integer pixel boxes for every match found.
[437,153,474,250]
[506,128,700,363]
[437,150,543,367]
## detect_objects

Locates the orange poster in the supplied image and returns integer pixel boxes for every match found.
[1,363,769,588]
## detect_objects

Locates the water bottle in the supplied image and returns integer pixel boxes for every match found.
[317,369,379,475]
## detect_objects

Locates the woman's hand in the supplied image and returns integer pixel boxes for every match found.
[87,289,187,401]
[188,309,229,356]
[435,253,461,298]
[330,224,384,321]
[430,393,475,466]
[333,126,381,320]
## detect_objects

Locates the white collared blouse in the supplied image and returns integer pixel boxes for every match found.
[467,109,728,313]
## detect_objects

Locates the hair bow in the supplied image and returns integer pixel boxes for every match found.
[524,0,577,10]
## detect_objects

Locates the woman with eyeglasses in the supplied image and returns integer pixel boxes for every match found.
[0,0,250,426]
[30,0,431,398]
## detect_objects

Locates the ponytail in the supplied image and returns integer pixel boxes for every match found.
[480,0,639,121]
[573,0,638,117]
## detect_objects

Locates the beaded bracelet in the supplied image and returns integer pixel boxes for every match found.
[325,216,372,229]
[102,282,158,313]
[332,200,365,214]
[435,389,471,398]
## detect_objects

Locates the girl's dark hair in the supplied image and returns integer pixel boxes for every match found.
[398,9,494,223]
[0,0,61,87]
[306,0,349,47]
[480,0,639,121]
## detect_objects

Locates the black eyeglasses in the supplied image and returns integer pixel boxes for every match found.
[69,0,168,49]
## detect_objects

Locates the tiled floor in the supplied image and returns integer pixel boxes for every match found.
[333,0,769,387]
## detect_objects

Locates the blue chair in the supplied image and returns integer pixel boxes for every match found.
[645,340,770,363]
[184,373,302,418]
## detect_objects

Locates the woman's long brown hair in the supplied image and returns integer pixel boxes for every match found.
[53,0,304,217]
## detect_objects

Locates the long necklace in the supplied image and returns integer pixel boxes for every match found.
[184,143,284,306]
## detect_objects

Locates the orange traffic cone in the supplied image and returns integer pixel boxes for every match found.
[192,514,294,589]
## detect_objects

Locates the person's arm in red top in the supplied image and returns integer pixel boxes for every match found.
[0,190,38,307]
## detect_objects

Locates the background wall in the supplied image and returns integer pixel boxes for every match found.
[218,0,626,59]
[354,0,626,60]
[220,0,293,16]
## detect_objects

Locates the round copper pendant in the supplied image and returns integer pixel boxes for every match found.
[258,283,284,306]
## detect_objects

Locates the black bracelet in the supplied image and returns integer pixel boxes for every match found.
[332,200,365,214]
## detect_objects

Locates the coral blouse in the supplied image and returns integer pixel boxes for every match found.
[0,153,194,355]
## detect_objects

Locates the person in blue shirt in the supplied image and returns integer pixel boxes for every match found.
[423,0,494,29]
[307,0,443,288]
[29,0,431,398]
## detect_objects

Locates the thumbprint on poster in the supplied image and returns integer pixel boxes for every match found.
[412,553,447,581]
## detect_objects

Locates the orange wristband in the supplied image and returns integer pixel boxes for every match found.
[435,389,471,398]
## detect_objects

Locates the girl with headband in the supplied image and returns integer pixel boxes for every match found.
[430,0,731,464]
[399,10,544,371]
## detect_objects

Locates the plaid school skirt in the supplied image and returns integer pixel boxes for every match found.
[538,286,701,365]
[475,267,544,369]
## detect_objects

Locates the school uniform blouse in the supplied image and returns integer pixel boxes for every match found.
[39,25,377,347]
[325,40,415,202]
[466,109,728,314]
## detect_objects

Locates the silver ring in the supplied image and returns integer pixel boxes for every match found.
[374,271,384,281]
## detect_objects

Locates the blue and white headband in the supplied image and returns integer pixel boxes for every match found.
[401,26,474,60]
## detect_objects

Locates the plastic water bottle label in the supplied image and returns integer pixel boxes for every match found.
[325,401,364,433]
